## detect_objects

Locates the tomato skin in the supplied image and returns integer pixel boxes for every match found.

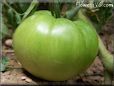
[13,10,98,81]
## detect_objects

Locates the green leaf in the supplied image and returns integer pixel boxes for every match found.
[86,7,113,33]
[7,8,17,28]
[0,56,9,72]
[2,23,9,35]
[0,22,10,39]
[15,13,21,24]
[0,63,6,72]
[2,56,9,65]
[19,3,30,13]
[7,8,14,24]
[65,6,80,19]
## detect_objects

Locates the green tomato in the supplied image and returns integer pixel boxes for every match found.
[13,10,98,81]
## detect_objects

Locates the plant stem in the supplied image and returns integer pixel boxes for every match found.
[49,0,61,18]
[98,36,113,74]
[55,0,61,18]
[49,3,55,17]
[3,0,22,15]
[22,0,38,21]
[98,36,113,84]
[65,6,80,19]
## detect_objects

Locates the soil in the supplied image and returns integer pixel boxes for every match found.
[1,12,114,86]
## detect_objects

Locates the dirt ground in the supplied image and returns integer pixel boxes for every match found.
[1,13,114,86]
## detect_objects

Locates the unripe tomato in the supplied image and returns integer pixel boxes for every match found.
[13,10,98,81]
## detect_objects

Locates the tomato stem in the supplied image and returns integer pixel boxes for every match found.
[22,0,38,21]
[98,36,113,84]
[65,6,80,19]
[98,36,113,74]
[3,0,21,15]
[49,0,61,18]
